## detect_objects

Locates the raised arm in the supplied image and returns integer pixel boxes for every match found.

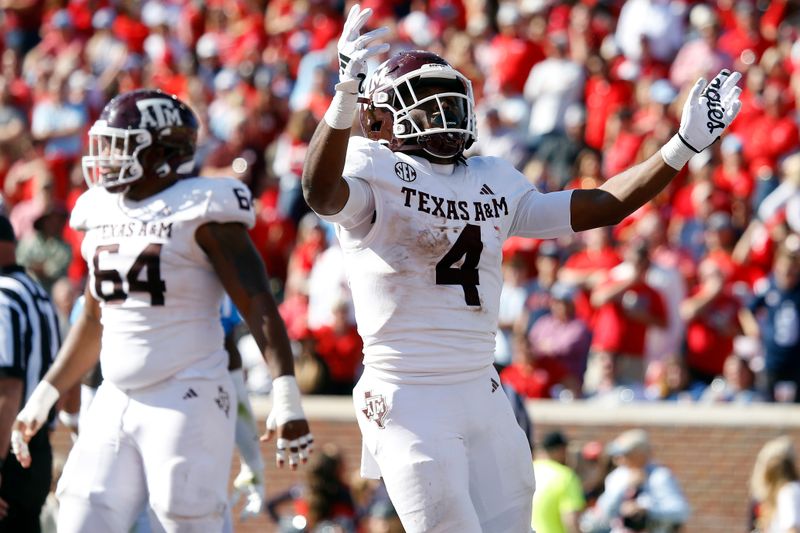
[195,221,311,469]
[301,4,388,215]
[12,286,102,467]
[570,70,742,232]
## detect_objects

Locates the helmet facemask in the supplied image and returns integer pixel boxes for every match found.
[369,64,477,160]
[82,120,153,190]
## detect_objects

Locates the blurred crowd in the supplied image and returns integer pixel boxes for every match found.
[531,427,800,533]
[1,0,800,408]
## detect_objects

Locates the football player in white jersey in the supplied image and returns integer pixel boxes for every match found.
[10,89,312,533]
[302,5,742,533]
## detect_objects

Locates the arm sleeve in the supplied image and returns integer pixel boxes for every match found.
[508,189,575,238]
[69,187,100,231]
[316,176,375,230]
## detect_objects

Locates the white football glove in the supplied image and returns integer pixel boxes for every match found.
[336,4,390,95]
[231,466,265,521]
[661,69,742,170]
[325,4,390,130]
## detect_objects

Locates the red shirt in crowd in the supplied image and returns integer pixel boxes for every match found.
[278,293,310,341]
[684,290,741,376]
[563,246,622,324]
[248,206,296,284]
[112,13,149,54]
[500,357,569,399]
[488,34,545,95]
[602,129,645,179]
[311,324,363,385]
[591,280,667,357]
[717,24,769,64]
[584,75,633,150]
[742,112,800,171]
[713,164,753,201]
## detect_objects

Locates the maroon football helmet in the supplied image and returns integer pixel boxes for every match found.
[359,50,477,160]
[82,89,198,190]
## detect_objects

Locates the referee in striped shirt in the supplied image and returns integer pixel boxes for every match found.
[0,214,60,532]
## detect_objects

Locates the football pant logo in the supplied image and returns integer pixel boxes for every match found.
[214,386,230,417]
[362,391,388,429]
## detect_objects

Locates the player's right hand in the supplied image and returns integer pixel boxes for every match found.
[10,418,35,468]
[676,69,742,153]
[336,4,390,94]
[11,380,60,468]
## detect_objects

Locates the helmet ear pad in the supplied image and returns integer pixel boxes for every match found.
[136,139,196,181]
[362,104,405,150]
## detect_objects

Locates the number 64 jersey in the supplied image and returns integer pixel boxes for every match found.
[70,177,255,390]
[335,137,575,383]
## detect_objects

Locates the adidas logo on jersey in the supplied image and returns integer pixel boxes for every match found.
[183,388,198,399]
[479,184,495,195]
[491,378,499,393]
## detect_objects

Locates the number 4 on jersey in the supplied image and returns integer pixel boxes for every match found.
[93,243,166,305]
[435,224,483,306]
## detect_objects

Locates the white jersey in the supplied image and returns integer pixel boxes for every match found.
[71,177,255,390]
[334,137,574,382]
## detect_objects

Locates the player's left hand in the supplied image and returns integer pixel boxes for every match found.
[676,69,742,152]
[261,376,313,470]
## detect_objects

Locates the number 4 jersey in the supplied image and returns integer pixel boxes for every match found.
[332,136,575,383]
[70,177,255,390]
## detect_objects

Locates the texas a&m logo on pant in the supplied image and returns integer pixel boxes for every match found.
[362,391,389,429]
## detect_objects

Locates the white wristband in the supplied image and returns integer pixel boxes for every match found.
[18,381,59,427]
[269,375,304,426]
[660,134,698,171]
[323,89,360,130]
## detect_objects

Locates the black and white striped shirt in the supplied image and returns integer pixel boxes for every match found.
[0,265,61,402]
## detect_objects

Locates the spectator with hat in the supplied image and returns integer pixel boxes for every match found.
[581,429,690,533]
[521,240,563,330]
[532,430,586,533]
[14,199,70,294]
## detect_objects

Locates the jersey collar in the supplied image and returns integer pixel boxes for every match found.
[409,154,455,176]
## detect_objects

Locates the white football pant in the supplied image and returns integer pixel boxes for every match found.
[57,374,236,533]
[353,366,535,533]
